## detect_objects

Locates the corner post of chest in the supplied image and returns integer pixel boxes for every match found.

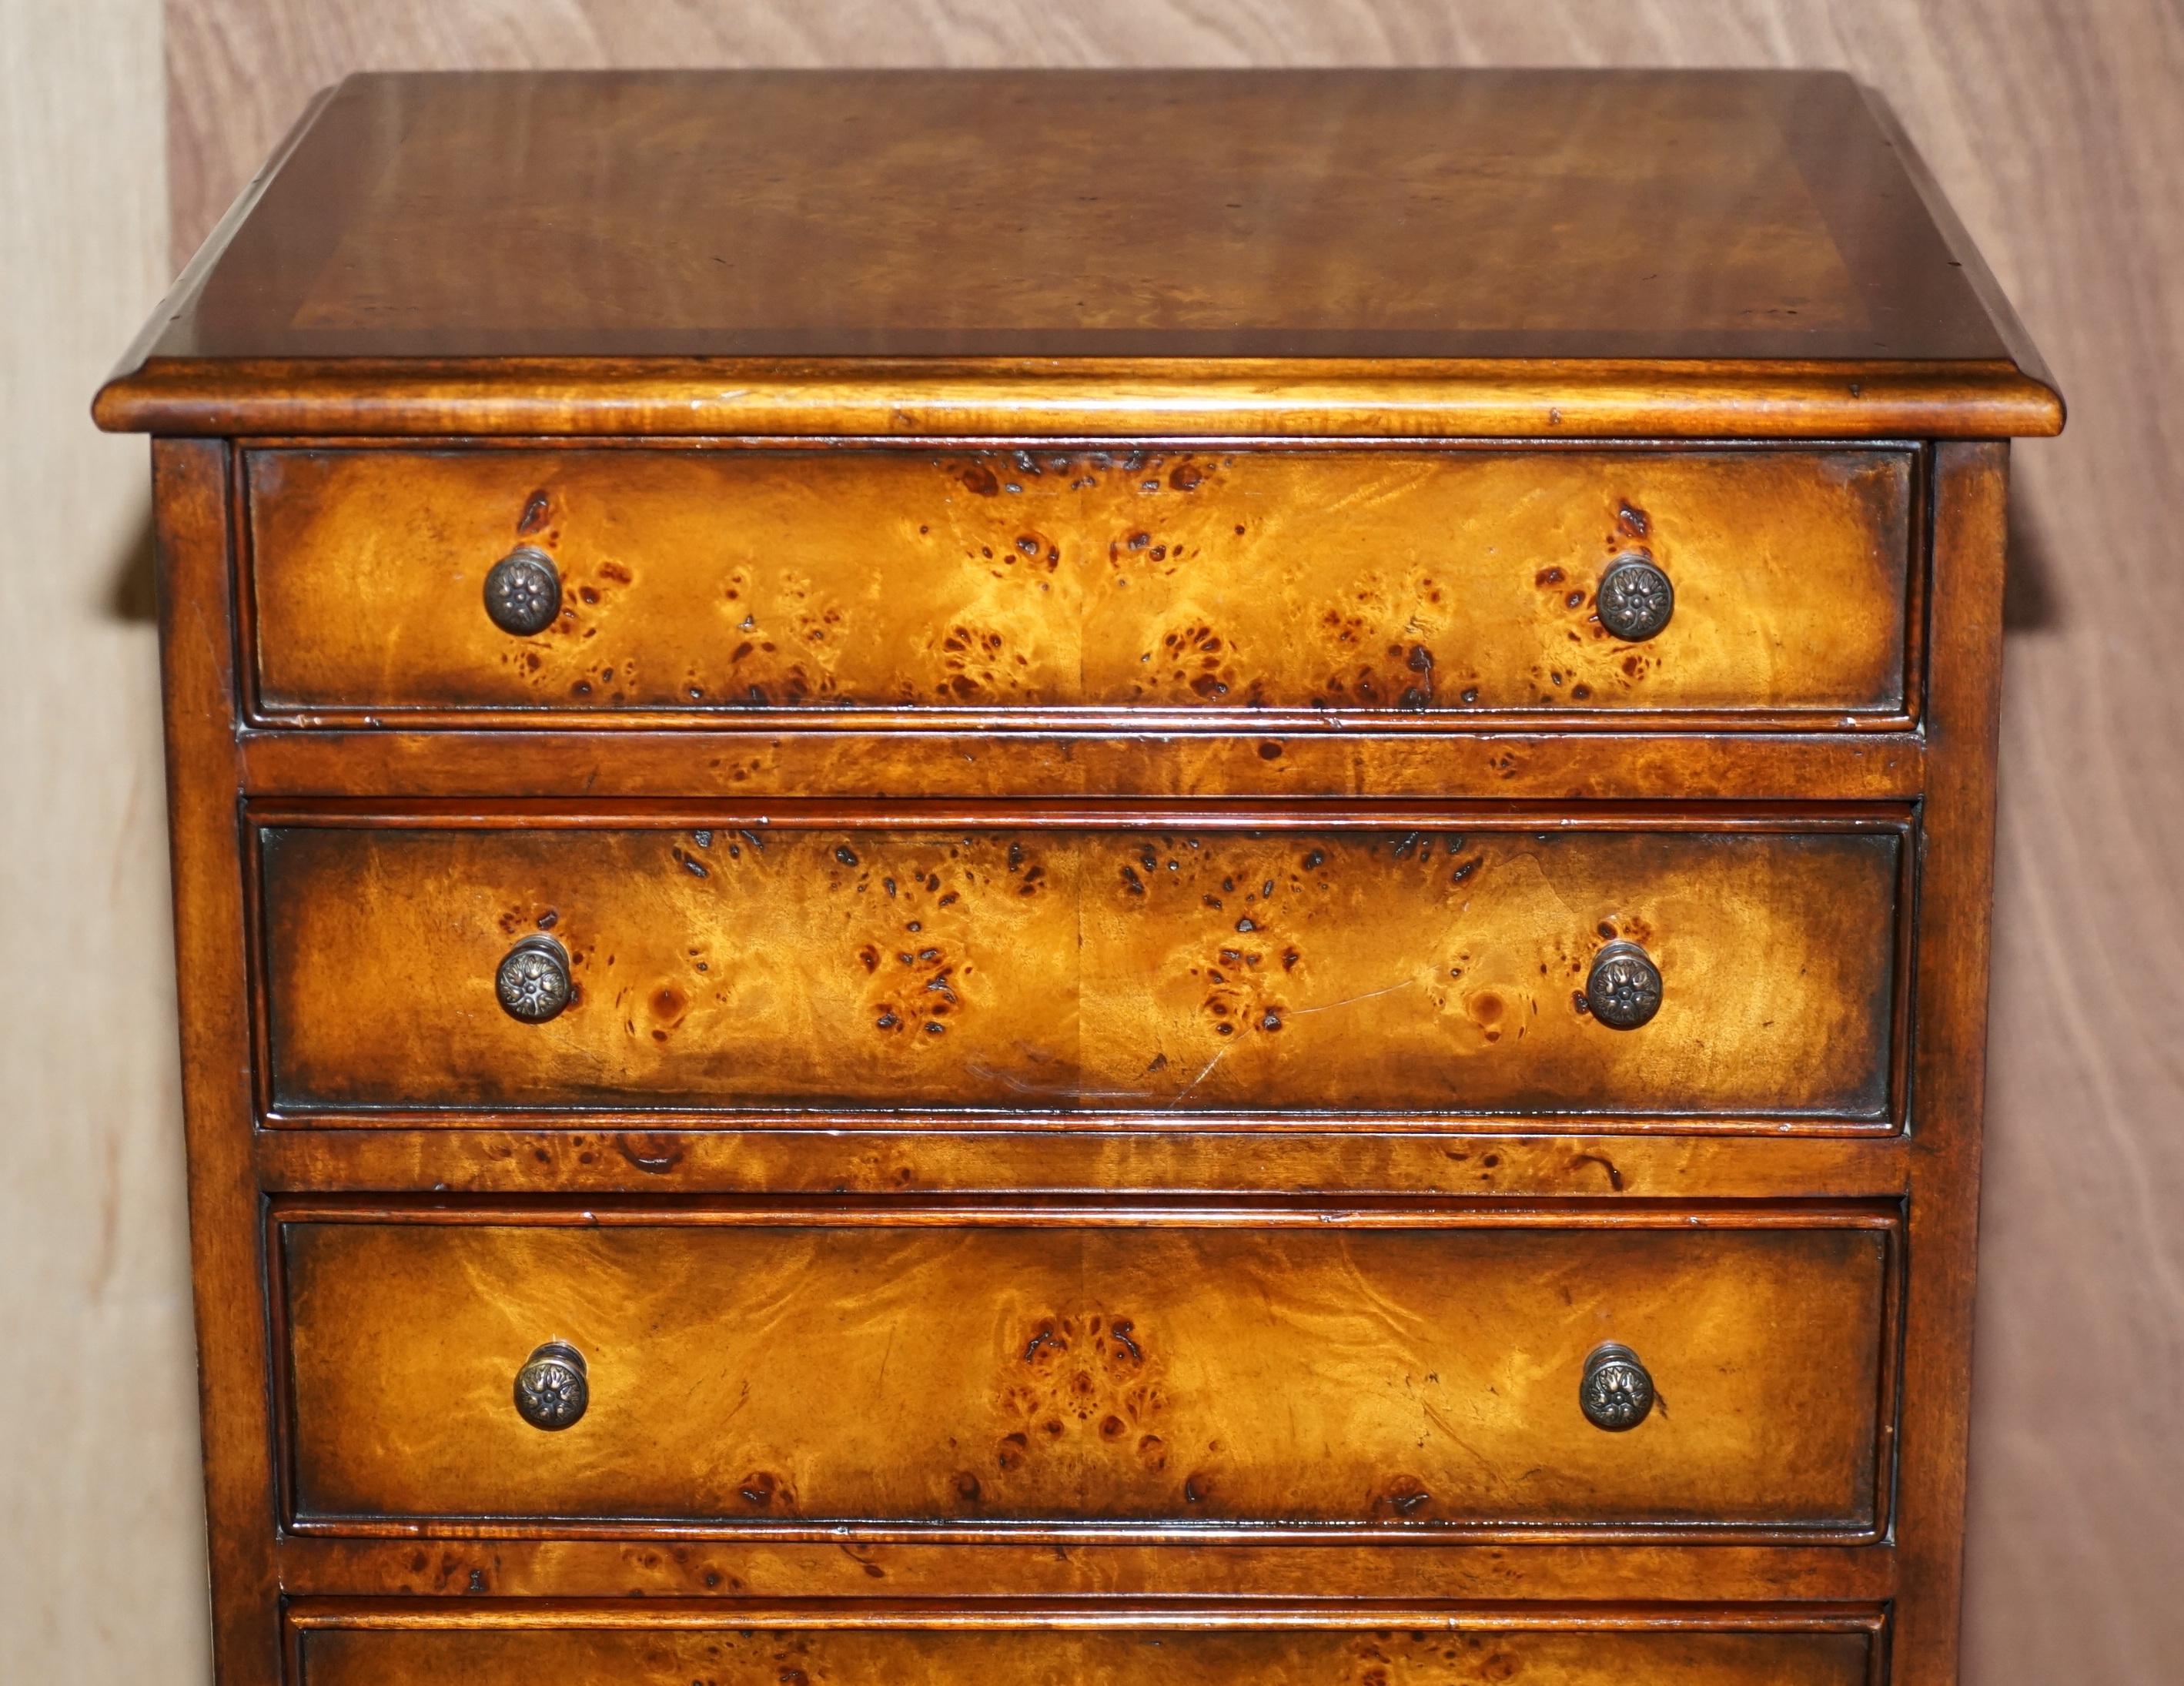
[152,436,283,1685]
[1891,439,2010,1686]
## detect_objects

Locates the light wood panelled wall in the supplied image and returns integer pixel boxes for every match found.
[11,2,2164,1681]
[2,4,206,1686]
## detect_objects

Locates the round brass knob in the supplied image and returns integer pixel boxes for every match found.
[483,546,562,636]
[1580,1341,1655,1431]
[513,1340,588,1430]
[1597,554,1674,641]
[1585,938,1662,1030]
[496,934,571,1024]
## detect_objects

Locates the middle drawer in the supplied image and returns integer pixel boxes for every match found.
[255,812,1905,1124]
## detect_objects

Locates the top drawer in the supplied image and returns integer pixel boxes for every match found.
[242,447,1915,726]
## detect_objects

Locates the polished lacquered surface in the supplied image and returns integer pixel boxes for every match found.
[279,1207,1893,1534]
[256,820,1902,1122]
[243,446,1915,724]
[142,69,2017,363]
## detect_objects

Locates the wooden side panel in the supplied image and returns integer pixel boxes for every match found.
[280,1213,1893,1534]
[259,823,1901,1119]
[152,440,283,1686]
[295,1618,1878,1686]
[1890,443,2007,1686]
[245,447,1912,721]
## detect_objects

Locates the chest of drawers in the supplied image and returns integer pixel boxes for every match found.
[98,68,2060,1686]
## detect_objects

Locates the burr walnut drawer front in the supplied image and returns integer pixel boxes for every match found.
[255,816,1903,1122]
[276,1203,1898,1537]
[289,1610,1885,1686]
[242,446,1915,723]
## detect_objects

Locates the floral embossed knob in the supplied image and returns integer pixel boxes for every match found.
[483,546,562,636]
[1597,554,1674,641]
[1585,939,1662,1030]
[496,934,571,1024]
[513,1340,588,1430]
[1580,1341,1655,1432]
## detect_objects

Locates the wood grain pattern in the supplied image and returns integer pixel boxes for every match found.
[248,1128,1918,1200]
[257,821,1901,1119]
[99,69,2059,437]
[1890,443,2008,1686]
[152,442,285,1684]
[149,69,2008,361]
[278,1206,1894,1536]
[101,357,2062,443]
[273,1535,1899,1604]
[244,446,1914,723]
[292,1614,1878,1686]
[235,724,1928,803]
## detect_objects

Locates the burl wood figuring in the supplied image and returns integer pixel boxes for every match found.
[96,69,2061,1686]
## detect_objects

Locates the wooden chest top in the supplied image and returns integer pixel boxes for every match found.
[95,69,2059,440]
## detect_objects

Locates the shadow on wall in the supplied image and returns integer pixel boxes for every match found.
[109,509,157,621]
[2004,485,2062,634]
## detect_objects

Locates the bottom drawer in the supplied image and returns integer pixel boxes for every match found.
[292,1609,1883,1686]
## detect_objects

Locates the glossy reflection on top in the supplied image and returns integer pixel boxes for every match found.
[159,68,2013,361]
